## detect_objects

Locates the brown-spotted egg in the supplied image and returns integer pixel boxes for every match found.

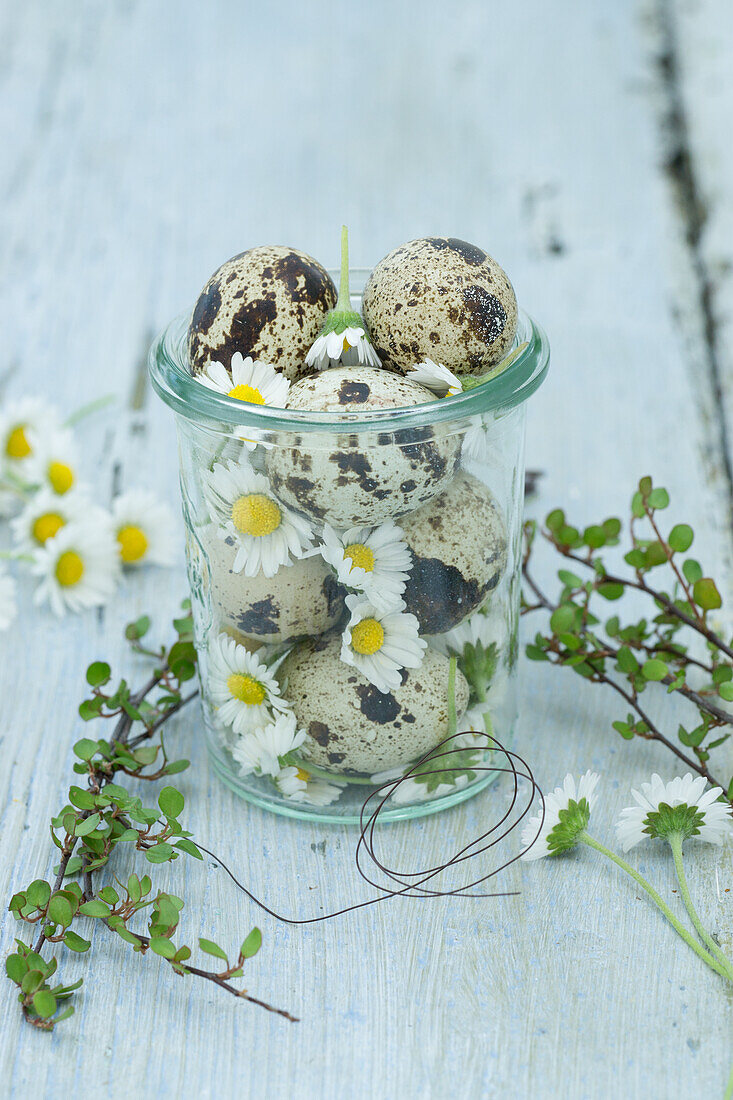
[188,246,336,381]
[362,237,518,375]
[279,634,470,775]
[265,365,461,527]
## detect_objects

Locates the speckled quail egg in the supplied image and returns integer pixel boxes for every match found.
[278,634,469,775]
[202,526,346,644]
[362,237,518,375]
[188,246,336,381]
[265,366,462,527]
[398,472,507,634]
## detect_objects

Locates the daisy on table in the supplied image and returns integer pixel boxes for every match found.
[31,522,120,617]
[520,771,600,860]
[405,359,462,398]
[203,458,313,577]
[231,711,307,778]
[616,773,733,852]
[26,426,82,498]
[197,353,290,447]
[0,564,18,631]
[0,399,62,512]
[207,632,290,736]
[10,489,96,553]
[112,489,178,568]
[275,764,344,806]
[340,594,426,694]
[319,519,412,611]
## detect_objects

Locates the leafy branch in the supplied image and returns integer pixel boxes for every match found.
[6,604,297,1028]
[523,476,733,799]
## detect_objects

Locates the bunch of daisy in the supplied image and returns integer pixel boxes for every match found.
[0,397,178,628]
[521,768,733,983]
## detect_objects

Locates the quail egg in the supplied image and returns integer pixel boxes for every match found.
[398,472,507,633]
[279,634,469,775]
[362,237,518,375]
[265,365,461,527]
[203,526,346,644]
[188,246,336,381]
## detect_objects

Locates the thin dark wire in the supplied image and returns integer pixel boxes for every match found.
[194,732,546,925]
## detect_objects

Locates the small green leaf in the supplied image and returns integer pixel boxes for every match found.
[642,659,668,681]
[78,698,105,721]
[198,938,228,961]
[163,759,190,775]
[682,558,703,584]
[693,578,722,611]
[647,487,669,510]
[668,524,693,553]
[6,953,28,983]
[240,927,262,959]
[158,787,184,820]
[545,509,565,533]
[47,895,73,928]
[86,661,111,687]
[26,880,51,909]
[624,548,646,569]
[597,582,624,601]
[583,525,606,549]
[550,604,578,635]
[79,900,110,918]
[73,738,99,762]
[617,647,639,674]
[557,569,583,588]
[68,786,97,810]
[145,843,175,864]
[62,930,91,952]
[174,838,203,860]
[75,813,102,837]
[125,615,151,640]
[719,682,733,702]
[150,937,177,959]
[32,989,57,1018]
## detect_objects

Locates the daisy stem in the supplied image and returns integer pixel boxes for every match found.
[447,657,457,737]
[336,225,351,312]
[579,832,733,981]
[0,549,33,563]
[668,831,733,975]
[63,393,115,429]
[725,1059,733,1100]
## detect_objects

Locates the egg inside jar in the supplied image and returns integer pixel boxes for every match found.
[153,226,549,821]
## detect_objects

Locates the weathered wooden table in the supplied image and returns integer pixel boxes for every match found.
[1,2,732,1096]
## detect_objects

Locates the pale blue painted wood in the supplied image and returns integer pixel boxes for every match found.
[0,1,732,1097]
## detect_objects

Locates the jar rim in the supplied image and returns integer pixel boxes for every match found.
[148,271,549,434]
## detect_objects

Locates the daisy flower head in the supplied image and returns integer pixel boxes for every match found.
[319,520,412,611]
[520,771,600,861]
[26,426,81,497]
[615,773,733,852]
[31,522,120,617]
[112,489,178,568]
[305,225,381,371]
[341,594,427,694]
[275,765,344,806]
[207,631,289,735]
[231,711,306,778]
[203,458,313,577]
[198,353,290,447]
[10,489,94,553]
[0,564,18,631]
[0,398,61,474]
[405,359,462,398]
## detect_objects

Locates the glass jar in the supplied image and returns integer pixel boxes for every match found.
[149,271,549,823]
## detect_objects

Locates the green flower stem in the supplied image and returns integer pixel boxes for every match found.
[668,831,733,975]
[336,225,351,312]
[0,549,33,563]
[63,394,115,429]
[725,1059,733,1100]
[447,656,457,738]
[579,832,733,981]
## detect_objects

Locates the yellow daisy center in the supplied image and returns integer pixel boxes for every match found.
[33,512,66,544]
[48,461,74,494]
[231,493,281,537]
[342,336,351,351]
[117,524,149,563]
[350,618,385,656]
[228,384,265,405]
[226,673,266,706]
[6,425,31,459]
[295,768,310,782]
[343,542,375,573]
[55,550,84,587]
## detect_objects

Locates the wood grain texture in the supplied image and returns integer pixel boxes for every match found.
[1,1,732,1096]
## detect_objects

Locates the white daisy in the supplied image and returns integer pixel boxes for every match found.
[203,458,313,577]
[0,398,61,473]
[615,773,733,852]
[520,771,600,860]
[10,489,96,553]
[0,564,18,631]
[319,520,412,611]
[26,426,81,497]
[31,522,120,617]
[275,765,344,806]
[341,594,426,694]
[207,631,289,735]
[390,772,471,805]
[405,359,462,397]
[305,225,381,371]
[112,489,178,568]
[198,353,290,447]
[231,711,306,778]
